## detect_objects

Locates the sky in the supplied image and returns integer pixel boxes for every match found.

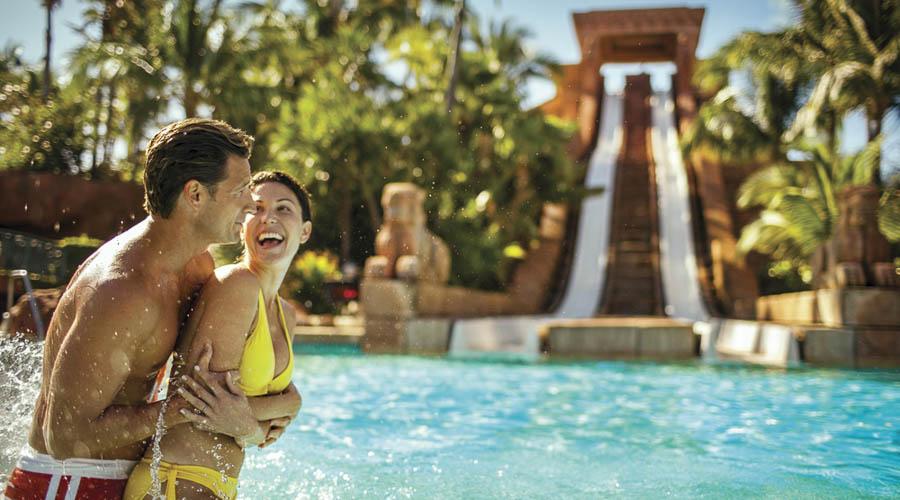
[1,0,895,172]
[3,0,795,103]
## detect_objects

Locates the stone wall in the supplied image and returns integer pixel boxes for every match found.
[756,289,900,367]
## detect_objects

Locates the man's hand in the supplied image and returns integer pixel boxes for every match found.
[260,417,292,448]
[177,345,261,443]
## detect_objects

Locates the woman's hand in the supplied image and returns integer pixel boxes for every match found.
[259,417,292,448]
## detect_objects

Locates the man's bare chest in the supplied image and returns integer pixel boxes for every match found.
[131,283,202,373]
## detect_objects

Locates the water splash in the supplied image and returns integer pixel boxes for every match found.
[0,335,43,476]
[148,397,169,499]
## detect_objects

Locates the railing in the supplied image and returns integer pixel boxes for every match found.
[3,270,45,340]
[0,229,100,287]
[0,228,101,339]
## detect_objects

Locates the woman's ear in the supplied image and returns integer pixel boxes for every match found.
[299,220,312,245]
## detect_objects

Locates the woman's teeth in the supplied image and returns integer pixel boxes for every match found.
[258,232,284,249]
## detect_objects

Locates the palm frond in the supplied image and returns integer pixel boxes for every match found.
[879,188,900,242]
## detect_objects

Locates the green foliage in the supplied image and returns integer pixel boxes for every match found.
[283,250,342,315]
[784,0,900,144]
[685,0,900,290]
[2,1,577,292]
[880,187,900,241]
[264,4,578,290]
[736,136,900,286]
[758,260,812,295]
[0,47,89,174]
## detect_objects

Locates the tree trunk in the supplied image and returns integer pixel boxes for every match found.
[42,1,53,102]
[443,0,465,114]
[867,103,885,188]
[338,184,352,263]
[360,180,382,231]
[100,80,118,171]
[183,0,200,117]
[90,85,103,172]
[184,82,199,118]
[328,0,344,20]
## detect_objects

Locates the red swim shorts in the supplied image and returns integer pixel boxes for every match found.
[4,446,135,500]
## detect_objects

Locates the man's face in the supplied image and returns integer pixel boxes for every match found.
[202,155,253,244]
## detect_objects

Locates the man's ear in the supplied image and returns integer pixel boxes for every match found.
[299,221,312,245]
[239,219,248,244]
[183,180,204,212]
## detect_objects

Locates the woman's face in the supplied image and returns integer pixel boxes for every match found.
[242,182,311,266]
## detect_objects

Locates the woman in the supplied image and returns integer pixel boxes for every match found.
[125,171,313,499]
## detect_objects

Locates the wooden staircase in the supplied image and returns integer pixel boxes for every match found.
[598,74,665,316]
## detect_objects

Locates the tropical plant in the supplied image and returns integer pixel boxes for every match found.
[5,1,579,293]
[283,250,342,315]
[736,136,898,282]
[784,0,900,160]
[685,0,899,289]
[684,30,816,164]
[0,45,89,174]
[265,5,577,290]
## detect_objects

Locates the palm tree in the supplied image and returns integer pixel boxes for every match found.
[443,0,465,113]
[683,30,815,165]
[784,0,900,186]
[70,0,169,176]
[684,1,900,284]
[736,137,897,273]
[168,0,225,117]
[42,0,62,102]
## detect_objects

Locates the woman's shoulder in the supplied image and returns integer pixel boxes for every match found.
[203,264,261,305]
[278,295,298,326]
[213,264,260,287]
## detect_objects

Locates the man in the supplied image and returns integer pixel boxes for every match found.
[5,118,274,499]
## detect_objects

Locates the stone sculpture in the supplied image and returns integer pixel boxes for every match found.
[811,185,898,289]
[364,183,450,284]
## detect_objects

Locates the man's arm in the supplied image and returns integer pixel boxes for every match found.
[43,283,187,459]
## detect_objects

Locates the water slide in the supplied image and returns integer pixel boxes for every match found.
[649,90,710,322]
[448,92,624,357]
[449,83,709,357]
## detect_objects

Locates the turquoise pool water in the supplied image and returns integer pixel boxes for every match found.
[239,351,899,498]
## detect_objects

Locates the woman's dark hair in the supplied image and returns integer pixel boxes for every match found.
[250,171,313,222]
[143,118,254,218]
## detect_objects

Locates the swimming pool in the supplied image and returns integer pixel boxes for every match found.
[239,349,899,498]
[1,337,897,498]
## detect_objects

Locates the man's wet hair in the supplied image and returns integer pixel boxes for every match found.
[143,118,254,218]
[250,171,313,223]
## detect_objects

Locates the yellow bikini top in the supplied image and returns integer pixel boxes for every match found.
[239,291,294,397]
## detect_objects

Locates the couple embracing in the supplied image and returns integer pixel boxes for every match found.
[4,118,312,499]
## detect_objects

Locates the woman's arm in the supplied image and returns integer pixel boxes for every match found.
[248,382,302,421]
[176,266,268,445]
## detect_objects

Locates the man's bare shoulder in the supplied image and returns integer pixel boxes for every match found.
[74,275,165,327]
[68,232,159,291]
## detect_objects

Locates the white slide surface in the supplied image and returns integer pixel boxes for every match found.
[649,90,710,322]
[448,92,624,357]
